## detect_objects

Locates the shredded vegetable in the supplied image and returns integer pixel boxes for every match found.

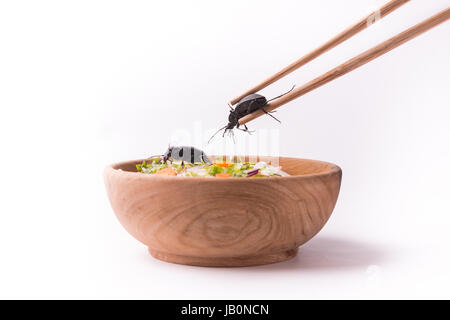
[136,157,289,178]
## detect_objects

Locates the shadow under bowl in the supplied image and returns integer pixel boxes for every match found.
[104,156,342,267]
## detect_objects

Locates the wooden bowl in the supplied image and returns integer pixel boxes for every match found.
[104,156,342,267]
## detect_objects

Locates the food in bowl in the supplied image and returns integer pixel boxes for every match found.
[137,145,289,178]
[136,157,290,178]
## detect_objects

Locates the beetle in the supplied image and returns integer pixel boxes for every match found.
[161,146,212,165]
[208,85,295,143]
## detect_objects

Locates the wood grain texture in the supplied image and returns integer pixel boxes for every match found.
[104,157,342,267]
[238,6,450,125]
[229,0,409,105]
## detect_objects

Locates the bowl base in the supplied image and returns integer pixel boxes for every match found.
[148,248,298,267]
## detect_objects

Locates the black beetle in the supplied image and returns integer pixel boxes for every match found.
[208,85,295,143]
[158,146,211,164]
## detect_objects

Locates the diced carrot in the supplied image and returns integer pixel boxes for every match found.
[215,173,230,178]
[214,162,230,168]
[155,167,177,176]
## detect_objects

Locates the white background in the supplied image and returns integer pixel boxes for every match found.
[1,0,449,299]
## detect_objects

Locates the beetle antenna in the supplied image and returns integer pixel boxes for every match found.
[147,154,163,159]
[208,125,227,144]
[147,154,163,163]
[266,85,295,102]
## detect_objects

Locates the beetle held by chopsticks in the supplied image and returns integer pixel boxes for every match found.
[208,85,295,143]
[207,0,449,143]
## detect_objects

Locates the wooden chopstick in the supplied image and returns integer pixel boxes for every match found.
[230,0,410,105]
[238,7,450,126]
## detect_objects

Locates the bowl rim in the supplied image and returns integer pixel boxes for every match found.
[105,156,342,182]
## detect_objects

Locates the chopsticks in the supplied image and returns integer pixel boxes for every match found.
[235,5,450,126]
[230,0,410,106]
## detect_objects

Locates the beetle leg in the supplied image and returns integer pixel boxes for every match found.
[243,124,254,133]
[236,124,254,134]
[261,106,281,123]
[202,153,212,165]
